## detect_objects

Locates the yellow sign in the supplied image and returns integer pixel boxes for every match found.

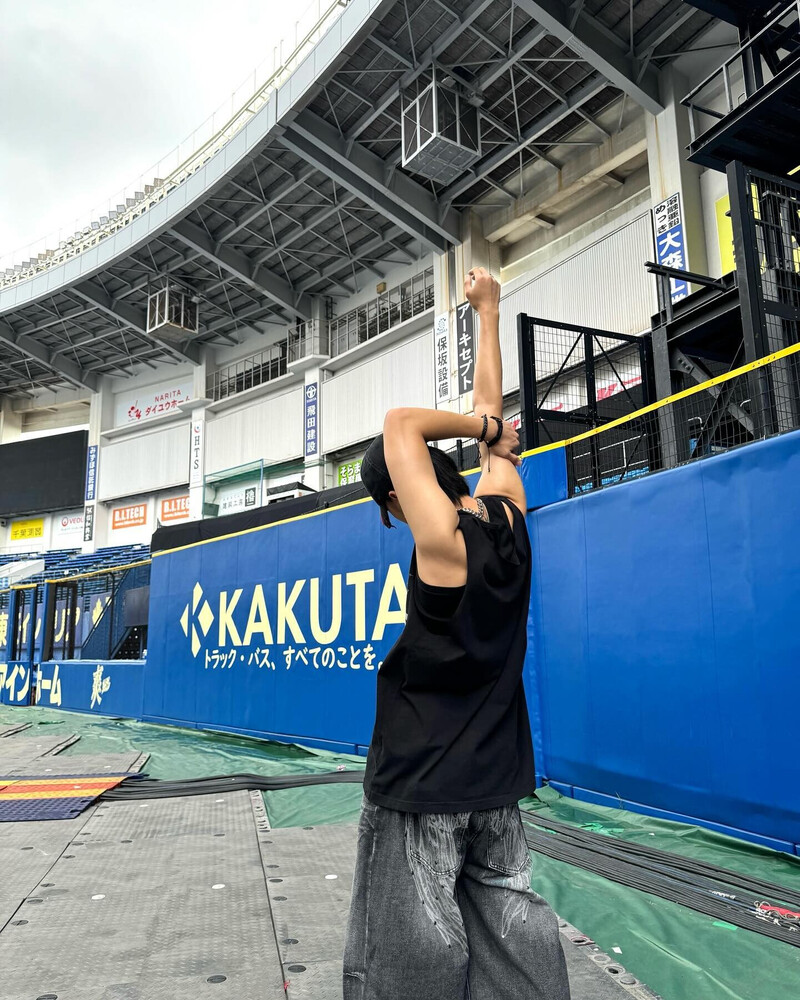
[9,518,44,542]
[715,195,735,276]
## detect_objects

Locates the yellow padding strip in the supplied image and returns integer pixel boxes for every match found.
[518,338,800,459]
[146,340,800,558]
[151,495,373,558]
[45,557,152,585]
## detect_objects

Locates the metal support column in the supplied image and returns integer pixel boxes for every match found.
[41,582,56,664]
[583,332,601,489]
[517,313,537,450]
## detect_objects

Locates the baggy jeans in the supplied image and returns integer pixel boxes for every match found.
[343,793,571,1000]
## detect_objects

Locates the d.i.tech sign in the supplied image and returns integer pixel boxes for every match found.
[145,496,414,751]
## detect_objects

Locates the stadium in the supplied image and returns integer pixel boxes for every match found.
[1,0,799,996]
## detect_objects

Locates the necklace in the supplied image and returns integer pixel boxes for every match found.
[458,497,488,521]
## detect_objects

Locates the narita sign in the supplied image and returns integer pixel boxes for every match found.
[180,564,408,657]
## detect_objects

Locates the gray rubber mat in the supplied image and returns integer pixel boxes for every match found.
[256,818,661,999]
[0,792,286,1000]
[0,723,30,737]
[0,812,95,928]
[0,732,79,766]
[0,780,661,999]
[2,751,149,777]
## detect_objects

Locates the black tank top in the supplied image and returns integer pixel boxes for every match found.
[363,494,536,813]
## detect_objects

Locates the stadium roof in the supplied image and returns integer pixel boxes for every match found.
[0,0,715,398]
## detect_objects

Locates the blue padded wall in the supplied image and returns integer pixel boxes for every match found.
[146,496,417,751]
[528,430,800,847]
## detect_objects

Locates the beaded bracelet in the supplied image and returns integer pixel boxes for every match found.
[486,416,503,447]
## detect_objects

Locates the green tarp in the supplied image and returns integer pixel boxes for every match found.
[3,706,798,999]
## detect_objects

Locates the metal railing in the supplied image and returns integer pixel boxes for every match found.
[207,320,328,402]
[0,0,351,284]
[207,344,287,402]
[80,562,151,661]
[330,267,435,357]
[682,1,800,144]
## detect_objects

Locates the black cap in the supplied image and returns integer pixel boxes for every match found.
[360,434,393,527]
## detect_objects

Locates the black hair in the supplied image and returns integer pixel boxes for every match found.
[361,432,472,528]
[429,446,471,503]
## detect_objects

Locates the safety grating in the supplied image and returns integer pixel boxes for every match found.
[0,812,94,928]
[0,732,80,768]
[5,752,149,777]
[255,818,663,999]
[0,791,286,999]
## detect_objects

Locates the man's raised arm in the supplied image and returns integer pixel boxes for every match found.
[466,267,502,419]
[465,267,526,509]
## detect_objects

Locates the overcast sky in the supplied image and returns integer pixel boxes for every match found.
[0,1,311,263]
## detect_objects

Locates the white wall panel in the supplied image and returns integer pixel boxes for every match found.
[205,386,304,475]
[322,331,434,453]
[499,214,656,394]
[99,421,189,501]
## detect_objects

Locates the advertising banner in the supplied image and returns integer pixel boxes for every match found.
[653,192,688,303]
[112,503,148,531]
[304,382,319,457]
[0,661,32,705]
[217,485,259,515]
[189,420,204,488]
[456,302,475,395]
[160,495,190,523]
[114,379,192,426]
[85,444,98,501]
[53,511,84,544]
[35,660,145,716]
[434,313,450,405]
[145,489,433,748]
[338,460,362,486]
[83,504,95,542]
[9,518,44,542]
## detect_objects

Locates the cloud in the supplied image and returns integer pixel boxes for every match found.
[0,0,307,260]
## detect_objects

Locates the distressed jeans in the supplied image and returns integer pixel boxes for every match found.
[343,793,571,1000]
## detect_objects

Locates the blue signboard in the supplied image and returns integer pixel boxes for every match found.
[653,192,688,303]
[85,444,98,501]
[35,660,145,716]
[304,382,319,457]
[0,661,32,705]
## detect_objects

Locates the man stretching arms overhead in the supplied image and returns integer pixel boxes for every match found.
[343,267,571,1000]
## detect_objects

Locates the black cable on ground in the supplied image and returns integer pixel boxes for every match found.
[523,825,800,947]
[521,810,800,910]
[100,769,800,946]
[99,769,364,799]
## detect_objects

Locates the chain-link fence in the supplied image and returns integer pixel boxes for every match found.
[563,342,800,495]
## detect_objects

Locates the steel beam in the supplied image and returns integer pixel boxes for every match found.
[296,223,410,295]
[346,0,497,140]
[281,111,461,252]
[73,280,201,364]
[634,2,698,59]
[215,166,317,245]
[0,320,98,391]
[443,73,609,200]
[514,0,664,115]
[253,191,358,267]
[170,218,312,320]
